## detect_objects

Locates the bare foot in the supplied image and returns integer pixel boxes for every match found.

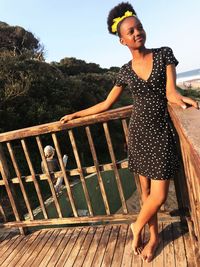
[130,223,143,255]
[141,238,160,262]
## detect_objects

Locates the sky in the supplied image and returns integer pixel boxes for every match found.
[1,0,200,73]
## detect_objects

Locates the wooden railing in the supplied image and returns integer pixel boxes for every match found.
[168,103,200,257]
[0,105,140,234]
[0,103,199,258]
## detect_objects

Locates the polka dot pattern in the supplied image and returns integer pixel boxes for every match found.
[115,47,179,180]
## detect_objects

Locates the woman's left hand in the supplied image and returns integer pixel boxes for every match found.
[167,92,199,110]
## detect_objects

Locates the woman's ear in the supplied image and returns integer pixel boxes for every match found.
[120,38,127,46]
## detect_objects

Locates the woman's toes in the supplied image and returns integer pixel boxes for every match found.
[130,223,143,255]
[141,238,160,262]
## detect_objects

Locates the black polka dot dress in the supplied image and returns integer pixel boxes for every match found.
[115,47,179,180]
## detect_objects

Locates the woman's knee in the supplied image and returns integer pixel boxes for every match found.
[150,180,170,206]
[150,193,167,206]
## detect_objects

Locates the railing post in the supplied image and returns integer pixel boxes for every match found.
[168,103,200,266]
[0,143,27,234]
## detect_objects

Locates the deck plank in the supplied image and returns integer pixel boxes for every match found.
[181,223,196,267]
[121,225,134,267]
[91,225,113,267]
[82,226,104,267]
[163,222,176,267]
[0,235,25,266]
[20,229,54,266]
[152,222,164,267]
[72,227,96,267]
[53,227,83,267]
[38,229,69,267]
[15,230,52,266]
[0,233,21,260]
[111,224,128,267]
[63,227,89,267]
[101,224,120,267]
[0,232,16,250]
[0,221,195,267]
[30,229,61,266]
[2,231,40,267]
[172,221,188,267]
[46,228,75,267]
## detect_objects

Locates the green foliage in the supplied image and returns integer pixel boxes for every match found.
[177,87,200,100]
[0,21,132,134]
[0,21,132,171]
[0,22,44,59]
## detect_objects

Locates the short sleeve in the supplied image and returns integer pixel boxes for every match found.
[162,47,179,67]
[115,65,128,87]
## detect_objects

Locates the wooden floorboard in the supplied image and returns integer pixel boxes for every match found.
[0,221,196,267]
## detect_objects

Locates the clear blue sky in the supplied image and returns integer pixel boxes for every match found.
[1,0,199,73]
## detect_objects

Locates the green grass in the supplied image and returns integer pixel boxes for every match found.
[32,168,136,220]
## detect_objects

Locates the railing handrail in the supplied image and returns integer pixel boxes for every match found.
[0,105,132,142]
[168,102,200,255]
[168,103,200,164]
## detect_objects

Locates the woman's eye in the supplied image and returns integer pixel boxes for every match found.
[138,25,143,31]
[129,29,134,35]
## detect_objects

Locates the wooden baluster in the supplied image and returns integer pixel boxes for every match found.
[172,138,189,214]
[68,129,93,216]
[36,136,63,218]
[121,119,129,145]
[0,144,25,234]
[181,143,200,251]
[7,142,34,220]
[190,166,200,240]
[186,152,200,240]
[103,122,128,214]
[21,139,48,219]
[180,142,199,232]
[51,133,78,217]
[85,126,110,215]
[0,201,7,222]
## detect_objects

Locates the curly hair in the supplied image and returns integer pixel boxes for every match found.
[107,2,137,36]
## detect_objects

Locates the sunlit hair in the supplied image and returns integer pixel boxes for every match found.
[107,2,137,37]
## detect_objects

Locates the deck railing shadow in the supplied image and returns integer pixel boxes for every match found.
[151,221,189,260]
[0,103,199,265]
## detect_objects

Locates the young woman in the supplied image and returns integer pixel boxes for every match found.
[60,2,198,262]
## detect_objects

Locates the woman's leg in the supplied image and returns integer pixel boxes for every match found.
[131,175,159,255]
[131,179,170,260]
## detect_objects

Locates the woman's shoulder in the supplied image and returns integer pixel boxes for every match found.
[153,46,178,66]
[153,46,174,55]
[118,61,131,73]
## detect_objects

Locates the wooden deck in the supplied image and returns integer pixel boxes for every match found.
[0,220,195,267]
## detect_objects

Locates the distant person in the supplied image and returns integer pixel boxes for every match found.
[41,145,68,192]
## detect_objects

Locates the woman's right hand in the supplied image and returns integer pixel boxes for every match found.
[60,113,77,124]
[60,86,123,124]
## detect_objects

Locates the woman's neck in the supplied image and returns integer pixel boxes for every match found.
[131,47,151,60]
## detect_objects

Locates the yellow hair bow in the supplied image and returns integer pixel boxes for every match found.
[111,11,136,33]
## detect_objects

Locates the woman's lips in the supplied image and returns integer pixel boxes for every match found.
[135,36,144,42]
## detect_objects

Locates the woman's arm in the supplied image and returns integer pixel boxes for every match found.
[60,85,124,123]
[166,64,198,109]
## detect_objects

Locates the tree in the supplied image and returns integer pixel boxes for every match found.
[0,21,44,59]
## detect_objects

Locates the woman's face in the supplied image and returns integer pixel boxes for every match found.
[119,16,146,50]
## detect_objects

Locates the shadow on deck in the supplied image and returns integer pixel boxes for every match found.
[0,221,195,267]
